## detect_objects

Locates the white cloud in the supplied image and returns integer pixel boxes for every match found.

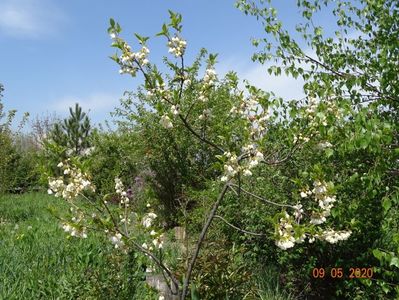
[0,0,66,38]
[242,64,305,101]
[217,56,305,101]
[52,92,120,114]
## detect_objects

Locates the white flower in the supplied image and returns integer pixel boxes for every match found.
[152,235,164,249]
[148,212,157,219]
[249,159,259,168]
[276,238,295,250]
[255,151,264,160]
[62,224,72,233]
[150,230,156,236]
[57,162,63,168]
[300,191,308,198]
[313,181,328,195]
[171,105,179,116]
[168,36,187,57]
[317,141,333,149]
[47,189,53,195]
[220,175,228,182]
[110,233,124,248]
[142,212,157,228]
[203,68,217,85]
[160,114,173,129]
[295,234,306,243]
[243,169,252,176]
[310,214,326,225]
[293,204,303,219]
[322,230,352,244]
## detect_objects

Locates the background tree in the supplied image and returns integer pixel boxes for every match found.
[50,103,92,156]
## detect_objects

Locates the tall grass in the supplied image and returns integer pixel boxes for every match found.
[255,267,296,300]
[0,193,155,299]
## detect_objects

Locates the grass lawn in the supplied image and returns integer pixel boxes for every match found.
[0,193,154,300]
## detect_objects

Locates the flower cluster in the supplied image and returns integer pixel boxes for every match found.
[151,231,164,250]
[220,147,264,182]
[119,44,150,75]
[160,114,173,129]
[293,133,310,144]
[273,179,352,250]
[230,93,269,140]
[61,207,87,238]
[275,213,296,250]
[171,105,179,116]
[62,223,87,238]
[302,180,337,225]
[140,209,164,251]
[110,232,124,248]
[115,178,130,206]
[220,152,239,182]
[147,81,170,99]
[203,67,217,86]
[320,229,352,244]
[168,36,187,57]
[198,108,211,120]
[48,161,94,201]
[142,212,158,228]
[110,30,150,76]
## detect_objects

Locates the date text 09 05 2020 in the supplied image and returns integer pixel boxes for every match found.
[312,267,373,279]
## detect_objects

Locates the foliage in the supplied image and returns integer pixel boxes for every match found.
[236,0,399,297]
[0,84,38,193]
[86,129,139,196]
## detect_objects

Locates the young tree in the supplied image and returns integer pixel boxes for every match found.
[50,103,92,156]
[46,10,364,299]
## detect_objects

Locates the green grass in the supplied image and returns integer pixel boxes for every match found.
[0,193,155,300]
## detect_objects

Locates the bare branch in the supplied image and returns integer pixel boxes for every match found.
[214,215,265,236]
[229,183,296,209]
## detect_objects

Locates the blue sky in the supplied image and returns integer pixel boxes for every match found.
[0,0,332,127]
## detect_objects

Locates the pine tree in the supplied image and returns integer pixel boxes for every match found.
[50,103,92,156]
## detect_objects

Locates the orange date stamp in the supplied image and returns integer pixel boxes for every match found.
[312,267,373,279]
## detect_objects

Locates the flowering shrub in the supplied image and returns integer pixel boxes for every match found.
[44,10,366,299]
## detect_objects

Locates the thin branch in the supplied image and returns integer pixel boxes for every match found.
[130,239,180,290]
[301,54,396,102]
[178,114,224,153]
[214,215,265,236]
[229,183,296,209]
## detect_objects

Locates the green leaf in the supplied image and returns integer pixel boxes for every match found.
[389,257,399,269]
[382,198,392,213]
[373,249,383,261]
[325,148,334,158]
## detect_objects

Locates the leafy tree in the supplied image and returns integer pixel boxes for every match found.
[236,0,398,297]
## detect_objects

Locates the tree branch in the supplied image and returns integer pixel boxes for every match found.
[214,215,265,236]
[229,183,296,209]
